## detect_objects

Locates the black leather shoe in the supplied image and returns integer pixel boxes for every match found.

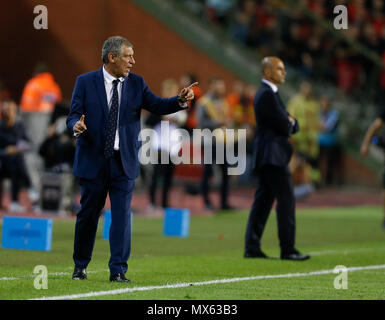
[244,250,268,258]
[109,273,131,283]
[281,249,310,261]
[72,268,87,280]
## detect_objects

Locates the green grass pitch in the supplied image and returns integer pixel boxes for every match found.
[1,206,385,300]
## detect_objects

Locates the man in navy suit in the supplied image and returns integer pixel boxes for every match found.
[67,36,197,282]
[244,57,310,261]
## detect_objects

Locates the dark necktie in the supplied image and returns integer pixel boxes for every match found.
[104,79,120,158]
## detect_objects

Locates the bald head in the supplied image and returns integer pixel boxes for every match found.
[261,57,274,74]
[261,56,286,85]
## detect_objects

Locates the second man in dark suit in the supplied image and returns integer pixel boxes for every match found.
[244,56,310,261]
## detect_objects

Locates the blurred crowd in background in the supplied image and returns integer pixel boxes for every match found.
[0,63,341,214]
[7,0,382,215]
[184,0,385,100]
[0,63,75,214]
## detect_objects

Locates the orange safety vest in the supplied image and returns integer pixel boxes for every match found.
[20,72,62,113]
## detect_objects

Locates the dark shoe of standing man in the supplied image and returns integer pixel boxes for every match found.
[110,273,131,283]
[244,249,268,258]
[281,248,310,261]
[72,268,87,280]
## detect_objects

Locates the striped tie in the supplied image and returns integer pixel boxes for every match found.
[104,79,120,158]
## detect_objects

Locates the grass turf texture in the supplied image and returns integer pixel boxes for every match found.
[1,206,385,300]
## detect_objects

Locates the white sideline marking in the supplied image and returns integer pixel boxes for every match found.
[309,247,385,256]
[29,264,385,300]
[0,269,109,281]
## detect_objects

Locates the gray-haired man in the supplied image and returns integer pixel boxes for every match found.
[67,36,198,282]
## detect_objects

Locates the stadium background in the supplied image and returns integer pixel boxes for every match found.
[1,0,383,189]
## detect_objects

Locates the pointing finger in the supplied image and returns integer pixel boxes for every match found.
[80,115,85,122]
[187,82,199,89]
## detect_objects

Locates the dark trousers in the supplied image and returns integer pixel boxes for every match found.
[73,151,135,275]
[200,144,229,207]
[149,154,175,208]
[319,144,341,185]
[245,165,296,254]
[0,155,31,202]
[201,162,229,207]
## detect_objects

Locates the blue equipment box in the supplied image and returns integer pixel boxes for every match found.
[163,208,190,238]
[1,216,52,251]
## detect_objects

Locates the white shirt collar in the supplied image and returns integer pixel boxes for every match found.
[103,66,124,83]
[262,79,278,93]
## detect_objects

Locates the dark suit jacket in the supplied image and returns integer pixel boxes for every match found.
[0,119,30,164]
[66,67,184,179]
[252,81,299,172]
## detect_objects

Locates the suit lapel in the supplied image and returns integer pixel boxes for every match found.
[120,76,129,113]
[94,67,109,118]
[275,91,286,111]
[260,82,284,108]
[261,81,287,113]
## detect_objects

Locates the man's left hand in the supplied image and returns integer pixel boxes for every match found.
[178,82,199,104]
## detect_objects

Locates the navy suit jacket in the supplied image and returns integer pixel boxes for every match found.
[66,67,184,179]
[251,81,299,172]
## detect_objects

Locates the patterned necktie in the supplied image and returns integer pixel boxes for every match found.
[104,79,120,158]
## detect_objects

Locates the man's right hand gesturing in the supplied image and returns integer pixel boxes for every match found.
[73,114,87,135]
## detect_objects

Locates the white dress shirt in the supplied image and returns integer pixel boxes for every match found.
[262,79,278,93]
[103,66,124,150]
